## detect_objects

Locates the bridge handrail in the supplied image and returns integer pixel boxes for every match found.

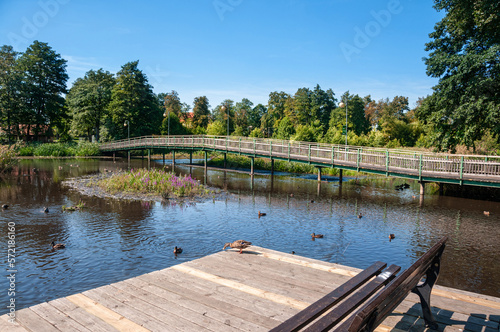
[99,135,500,180]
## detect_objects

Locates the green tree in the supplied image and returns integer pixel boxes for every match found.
[267,91,291,129]
[234,98,253,135]
[163,90,182,118]
[248,103,267,131]
[0,45,22,143]
[206,120,226,136]
[67,69,115,142]
[274,116,295,140]
[311,85,337,132]
[332,92,370,136]
[192,96,211,130]
[107,61,161,139]
[160,112,188,135]
[419,0,500,151]
[213,99,234,135]
[17,41,68,141]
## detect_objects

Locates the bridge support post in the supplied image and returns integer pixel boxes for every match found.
[163,152,165,165]
[113,152,115,163]
[148,149,151,169]
[172,151,176,167]
[271,159,274,176]
[127,151,130,168]
[438,183,444,196]
[317,167,322,182]
[224,153,227,168]
[339,169,343,185]
[419,181,425,196]
[189,151,192,165]
[250,157,254,175]
[141,149,144,160]
[204,151,208,171]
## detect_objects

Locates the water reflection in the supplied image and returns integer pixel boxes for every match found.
[0,158,499,315]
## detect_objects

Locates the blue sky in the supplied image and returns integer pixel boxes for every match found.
[0,0,444,109]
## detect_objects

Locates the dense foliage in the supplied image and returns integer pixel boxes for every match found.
[418,0,500,152]
[2,4,500,157]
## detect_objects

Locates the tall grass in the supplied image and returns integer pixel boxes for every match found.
[96,168,212,198]
[15,141,100,157]
[0,144,18,174]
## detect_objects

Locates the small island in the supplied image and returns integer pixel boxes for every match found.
[64,168,215,202]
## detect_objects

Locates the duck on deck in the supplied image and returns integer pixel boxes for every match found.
[2,247,499,331]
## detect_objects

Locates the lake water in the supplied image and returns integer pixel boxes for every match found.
[1,157,499,315]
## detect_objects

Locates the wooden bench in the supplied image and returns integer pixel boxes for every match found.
[270,236,448,332]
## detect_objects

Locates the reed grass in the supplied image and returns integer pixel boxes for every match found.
[96,168,212,198]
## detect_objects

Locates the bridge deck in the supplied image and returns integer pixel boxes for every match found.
[3,247,500,331]
[99,136,500,188]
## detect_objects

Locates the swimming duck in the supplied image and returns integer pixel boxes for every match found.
[484,211,490,216]
[173,246,183,254]
[358,213,362,218]
[389,234,395,241]
[311,233,324,238]
[51,241,65,249]
[2,204,8,210]
[43,207,49,213]
[223,240,252,254]
[258,211,266,217]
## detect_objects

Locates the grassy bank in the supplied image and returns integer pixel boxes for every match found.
[15,141,100,157]
[96,168,213,198]
[206,153,361,177]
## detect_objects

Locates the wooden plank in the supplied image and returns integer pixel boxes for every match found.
[14,307,60,332]
[29,302,90,332]
[125,277,268,332]
[432,288,500,310]
[390,299,499,332]
[67,293,150,332]
[110,281,240,332]
[172,264,309,309]
[136,271,279,329]
[151,268,298,321]
[82,286,187,332]
[403,292,500,323]
[185,255,329,303]
[48,298,119,332]
[210,250,353,292]
[0,314,29,332]
[252,248,361,277]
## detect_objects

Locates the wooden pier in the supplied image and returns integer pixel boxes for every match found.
[2,247,499,331]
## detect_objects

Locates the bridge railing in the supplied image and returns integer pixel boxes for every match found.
[99,135,500,181]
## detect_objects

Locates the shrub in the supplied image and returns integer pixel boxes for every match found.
[0,145,18,174]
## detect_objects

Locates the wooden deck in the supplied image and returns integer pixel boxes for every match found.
[2,247,499,332]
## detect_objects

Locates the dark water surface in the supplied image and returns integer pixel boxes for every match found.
[1,158,499,314]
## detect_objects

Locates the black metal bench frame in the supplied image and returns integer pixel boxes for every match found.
[270,236,448,332]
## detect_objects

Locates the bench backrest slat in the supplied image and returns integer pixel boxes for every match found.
[346,236,448,331]
[270,261,388,332]
[304,264,401,332]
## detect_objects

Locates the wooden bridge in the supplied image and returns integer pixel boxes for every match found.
[99,135,500,189]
